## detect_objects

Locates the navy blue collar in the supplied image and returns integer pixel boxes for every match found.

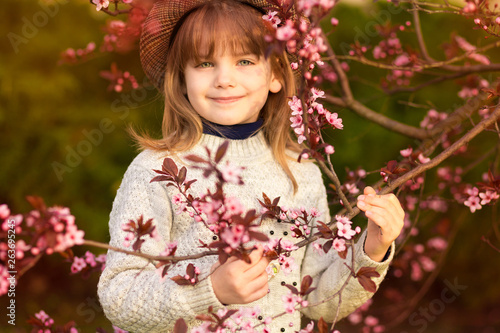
[202,119,264,140]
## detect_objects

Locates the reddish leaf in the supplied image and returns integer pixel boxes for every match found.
[215,140,229,163]
[300,275,313,294]
[186,263,195,277]
[357,266,381,279]
[26,195,46,212]
[195,314,216,323]
[317,317,329,333]
[323,239,332,253]
[357,274,377,293]
[171,275,191,286]
[317,221,333,238]
[338,247,348,259]
[150,175,174,183]
[248,230,270,242]
[163,158,179,175]
[356,266,380,293]
[184,154,208,164]
[177,166,187,184]
[184,179,197,191]
[285,284,299,295]
[173,318,188,333]
[262,192,272,205]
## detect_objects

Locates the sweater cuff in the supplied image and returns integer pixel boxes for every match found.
[183,270,224,315]
[354,230,395,270]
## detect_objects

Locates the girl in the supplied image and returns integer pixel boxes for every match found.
[97,0,405,332]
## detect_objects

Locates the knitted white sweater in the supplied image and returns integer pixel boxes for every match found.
[97,132,393,332]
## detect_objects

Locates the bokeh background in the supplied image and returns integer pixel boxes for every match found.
[1,0,499,332]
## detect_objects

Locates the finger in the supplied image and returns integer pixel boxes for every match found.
[360,193,404,218]
[243,273,269,303]
[364,186,376,196]
[245,256,272,280]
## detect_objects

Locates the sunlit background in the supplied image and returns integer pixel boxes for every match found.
[1,0,499,332]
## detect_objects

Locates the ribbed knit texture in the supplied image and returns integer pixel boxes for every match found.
[97,133,394,332]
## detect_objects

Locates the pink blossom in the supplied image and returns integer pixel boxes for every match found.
[282,292,298,313]
[221,225,246,249]
[288,96,303,114]
[172,193,183,206]
[223,196,244,218]
[324,145,335,155]
[335,215,352,225]
[417,153,430,164]
[466,186,479,197]
[464,195,482,213]
[310,87,325,101]
[290,114,303,128]
[263,11,281,29]
[280,239,299,252]
[0,265,11,296]
[220,162,243,184]
[365,315,379,326]
[348,311,363,324]
[394,54,410,67]
[419,256,436,272]
[112,326,129,333]
[411,260,423,281]
[427,237,447,251]
[279,255,298,275]
[312,242,323,255]
[71,257,87,273]
[333,238,346,252]
[336,222,356,240]
[325,112,343,129]
[276,20,296,41]
[479,190,499,205]
[455,35,476,53]
[92,0,109,11]
[400,147,413,157]
[0,204,10,219]
[468,53,490,65]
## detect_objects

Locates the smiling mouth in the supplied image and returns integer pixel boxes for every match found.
[210,96,243,104]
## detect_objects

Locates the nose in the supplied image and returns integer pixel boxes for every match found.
[214,65,236,88]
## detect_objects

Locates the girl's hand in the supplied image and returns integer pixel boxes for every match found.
[210,245,270,305]
[357,186,404,262]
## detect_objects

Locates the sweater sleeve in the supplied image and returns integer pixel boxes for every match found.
[97,159,223,332]
[300,182,394,323]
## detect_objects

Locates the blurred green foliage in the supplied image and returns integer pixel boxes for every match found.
[0,0,499,332]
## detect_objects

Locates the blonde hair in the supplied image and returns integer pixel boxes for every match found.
[132,0,301,191]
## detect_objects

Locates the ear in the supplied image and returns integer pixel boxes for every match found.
[269,73,282,93]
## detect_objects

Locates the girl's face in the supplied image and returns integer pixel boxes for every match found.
[183,51,282,126]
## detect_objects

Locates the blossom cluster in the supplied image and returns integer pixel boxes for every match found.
[70,250,106,275]
[392,238,446,281]
[191,306,272,333]
[463,186,499,213]
[59,42,96,65]
[0,200,85,297]
[100,63,140,93]
[28,309,128,333]
[347,299,385,332]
